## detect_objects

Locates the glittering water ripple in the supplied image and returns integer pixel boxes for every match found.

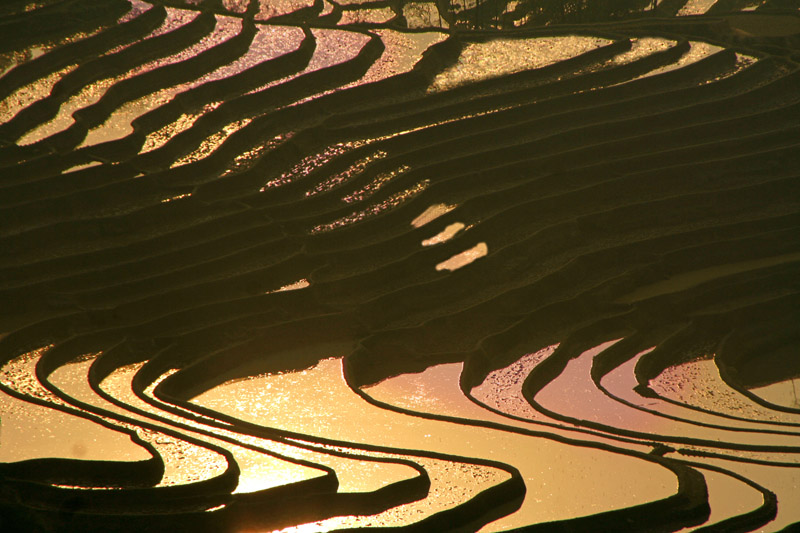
[1,0,799,531]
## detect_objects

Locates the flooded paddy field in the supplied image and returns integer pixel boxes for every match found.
[1,0,799,531]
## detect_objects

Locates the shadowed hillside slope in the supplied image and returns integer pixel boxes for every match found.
[1,0,799,531]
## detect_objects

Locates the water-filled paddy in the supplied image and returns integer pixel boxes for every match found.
[1,0,799,531]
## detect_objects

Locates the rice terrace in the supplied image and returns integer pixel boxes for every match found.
[0,0,799,531]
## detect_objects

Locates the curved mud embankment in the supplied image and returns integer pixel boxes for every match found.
[1,0,799,531]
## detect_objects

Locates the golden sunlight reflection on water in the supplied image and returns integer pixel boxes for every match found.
[537,343,800,447]
[673,466,764,532]
[98,361,321,491]
[138,370,424,496]
[411,203,457,228]
[0,388,150,463]
[193,356,677,530]
[17,7,201,145]
[338,6,395,25]
[273,436,508,533]
[0,349,150,466]
[3,1,798,528]
[422,221,465,246]
[58,355,422,494]
[651,359,800,424]
[0,66,76,125]
[428,35,612,93]
[677,0,717,16]
[436,241,488,271]
[42,357,230,487]
[750,378,800,410]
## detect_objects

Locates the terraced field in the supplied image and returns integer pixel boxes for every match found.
[1,0,799,531]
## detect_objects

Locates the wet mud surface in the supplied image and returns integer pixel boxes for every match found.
[1,0,800,531]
